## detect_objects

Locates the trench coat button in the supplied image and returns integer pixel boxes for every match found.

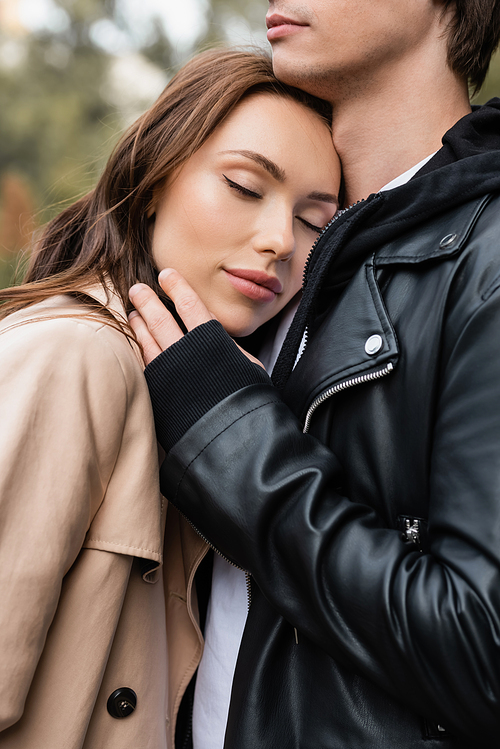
[107,688,137,719]
[365,334,383,356]
[439,233,457,248]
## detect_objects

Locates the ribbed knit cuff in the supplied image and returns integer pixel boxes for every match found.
[144,319,271,454]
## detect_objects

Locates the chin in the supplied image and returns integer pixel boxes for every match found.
[225,324,258,338]
[271,52,299,85]
[272,53,331,100]
[222,317,262,339]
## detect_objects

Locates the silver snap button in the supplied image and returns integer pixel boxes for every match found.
[365,334,383,356]
[439,233,457,249]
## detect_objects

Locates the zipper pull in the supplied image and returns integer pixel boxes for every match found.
[403,517,421,547]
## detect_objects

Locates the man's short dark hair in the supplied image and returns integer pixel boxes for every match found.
[444,0,500,93]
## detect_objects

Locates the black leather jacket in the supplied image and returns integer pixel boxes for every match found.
[146,102,500,748]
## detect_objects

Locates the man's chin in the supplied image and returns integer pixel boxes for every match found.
[271,52,332,101]
[271,51,306,86]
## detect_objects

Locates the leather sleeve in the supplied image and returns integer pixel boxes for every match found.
[158,283,500,743]
[0,318,128,731]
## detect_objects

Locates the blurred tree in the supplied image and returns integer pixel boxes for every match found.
[0,172,35,254]
[476,50,500,103]
[0,0,173,286]
[0,0,498,291]
[202,0,267,47]
[0,0,120,215]
[0,173,34,287]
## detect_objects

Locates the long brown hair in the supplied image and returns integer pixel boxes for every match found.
[0,48,331,328]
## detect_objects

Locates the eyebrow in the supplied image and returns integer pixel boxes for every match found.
[220,149,338,205]
[308,191,339,206]
[221,149,286,182]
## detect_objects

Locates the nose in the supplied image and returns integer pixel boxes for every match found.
[253,209,296,262]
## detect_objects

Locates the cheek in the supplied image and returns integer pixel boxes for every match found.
[289,264,305,294]
[292,236,315,278]
[279,234,316,300]
[171,179,239,251]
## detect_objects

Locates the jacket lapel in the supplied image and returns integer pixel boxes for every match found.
[283,258,399,423]
[283,194,491,425]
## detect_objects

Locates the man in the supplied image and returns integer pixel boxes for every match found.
[129,1,500,746]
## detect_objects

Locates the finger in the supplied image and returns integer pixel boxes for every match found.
[158,268,214,332]
[129,282,184,350]
[128,310,163,365]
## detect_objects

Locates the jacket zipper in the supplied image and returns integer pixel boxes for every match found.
[303,362,394,434]
[297,199,369,364]
[180,511,252,610]
[302,198,368,289]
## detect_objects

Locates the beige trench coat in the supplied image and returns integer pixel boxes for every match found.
[0,286,196,749]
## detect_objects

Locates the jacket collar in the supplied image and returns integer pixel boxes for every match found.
[80,280,127,320]
[375,194,493,266]
[320,152,500,282]
[282,193,492,423]
[81,281,145,370]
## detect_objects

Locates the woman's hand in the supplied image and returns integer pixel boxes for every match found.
[129,269,264,368]
[129,268,214,365]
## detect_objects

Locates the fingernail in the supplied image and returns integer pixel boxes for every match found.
[128,310,139,320]
[158,268,175,282]
[129,283,145,299]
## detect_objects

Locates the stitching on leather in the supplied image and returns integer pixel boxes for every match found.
[173,399,282,500]
[378,193,494,259]
[378,249,458,261]
[365,260,393,341]
[482,272,500,301]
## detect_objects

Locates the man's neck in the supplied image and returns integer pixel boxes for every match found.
[330,54,471,205]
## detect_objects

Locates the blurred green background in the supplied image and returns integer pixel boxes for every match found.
[0,0,498,289]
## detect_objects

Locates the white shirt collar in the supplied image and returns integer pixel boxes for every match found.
[380,152,437,192]
[261,150,439,374]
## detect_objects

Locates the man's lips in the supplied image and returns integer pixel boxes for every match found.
[266,13,308,41]
[224,268,283,303]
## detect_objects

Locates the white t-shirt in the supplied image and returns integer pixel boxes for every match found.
[191,152,436,749]
[191,320,289,749]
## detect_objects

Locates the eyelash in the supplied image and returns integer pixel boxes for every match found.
[297,217,323,234]
[223,174,261,199]
[223,174,323,234]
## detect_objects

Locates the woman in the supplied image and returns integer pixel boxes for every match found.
[0,49,340,748]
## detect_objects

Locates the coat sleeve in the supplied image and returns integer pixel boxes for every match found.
[153,284,500,745]
[0,317,128,731]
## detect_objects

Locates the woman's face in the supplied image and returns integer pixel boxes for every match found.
[150,92,340,337]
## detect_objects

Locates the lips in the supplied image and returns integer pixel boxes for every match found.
[266,13,306,30]
[223,268,283,303]
[266,13,308,40]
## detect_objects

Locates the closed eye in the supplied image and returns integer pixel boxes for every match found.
[297,216,323,234]
[223,174,262,199]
